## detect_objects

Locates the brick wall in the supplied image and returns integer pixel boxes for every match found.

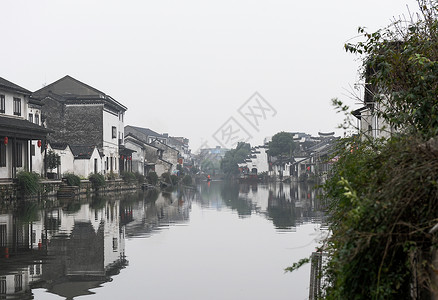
[63,105,103,147]
[42,99,104,148]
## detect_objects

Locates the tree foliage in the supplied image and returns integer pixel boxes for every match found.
[220,142,251,176]
[146,171,158,185]
[345,1,438,139]
[322,136,438,299]
[317,2,438,299]
[16,171,41,196]
[88,173,106,190]
[46,150,60,171]
[64,173,81,187]
[268,132,295,157]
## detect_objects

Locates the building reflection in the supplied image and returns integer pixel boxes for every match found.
[0,184,323,298]
[122,189,192,238]
[0,189,191,299]
[196,181,325,231]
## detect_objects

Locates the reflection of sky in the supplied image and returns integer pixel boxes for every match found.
[95,203,324,300]
[8,184,325,300]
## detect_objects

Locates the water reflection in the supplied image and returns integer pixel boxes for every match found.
[0,182,323,299]
[198,181,325,231]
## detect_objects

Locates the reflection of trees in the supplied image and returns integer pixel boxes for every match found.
[16,201,41,223]
[59,198,82,214]
[220,183,253,217]
[267,190,296,229]
[123,188,191,238]
[90,194,107,210]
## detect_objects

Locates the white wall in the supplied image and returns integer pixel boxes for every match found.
[0,90,28,118]
[247,147,269,174]
[118,111,125,146]
[50,146,75,175]
[125,140,145,175]
[31,140,44,175]
[155,160,171,177]
[73,148,102,178]
[102,109,120,174]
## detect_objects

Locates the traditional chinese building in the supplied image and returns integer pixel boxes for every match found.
[0,77,51,179]
[32,76,126,176]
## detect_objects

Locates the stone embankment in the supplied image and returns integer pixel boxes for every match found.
[0,179,141,200]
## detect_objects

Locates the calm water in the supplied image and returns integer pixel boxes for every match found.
[0,181,326,300]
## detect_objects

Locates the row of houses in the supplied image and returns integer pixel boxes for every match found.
[238,132,339,182]
[0,75,191,180]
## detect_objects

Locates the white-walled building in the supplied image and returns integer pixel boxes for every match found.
[0,77,51,179]
[240,145,269,175]
[49,143,103,178]
[32,75,126,177]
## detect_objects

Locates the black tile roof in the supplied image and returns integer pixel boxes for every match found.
[50,142,69,150]
[0,115,52,139]
[126,125,164,139]
[70,145,96,159]
[33,75,127,111]
[0,77,31,95]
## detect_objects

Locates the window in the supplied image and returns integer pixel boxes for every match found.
[113,238,118,251]
[14,274,22,292]
[0,276,5,294]
[31,144,35,156]
[0,95,4,113]
[112,126,117,139]
[35,114,39,125]
[16,143,22,167]
[0,224,6,247]
[13,98,21,116]
[29,113,33,123]
[0,144,5,167]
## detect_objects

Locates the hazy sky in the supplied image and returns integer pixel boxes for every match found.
[2,0,419,151]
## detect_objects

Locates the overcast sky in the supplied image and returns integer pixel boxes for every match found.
[2,0,419,151]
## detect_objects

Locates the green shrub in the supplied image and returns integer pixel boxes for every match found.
[182,175,192,185]
[144,188,159,202]
[135,172,145,184]
[64,173,81,187]
[16,171,41,196]
[121,171,136,183]
[146,171,158,185]
[46,150,60,171]
[89,173,106,190]
[161,172,171,183]
[170,174,179,184]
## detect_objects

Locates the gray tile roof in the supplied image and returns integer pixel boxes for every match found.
[0,115,52,139]
[70,145,96,159]
[126,125,164,138]
[0,77,31,95]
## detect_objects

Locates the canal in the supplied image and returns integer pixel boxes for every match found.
[0,181,326,300]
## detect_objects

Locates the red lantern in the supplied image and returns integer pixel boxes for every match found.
[37,140,42,148]
[3,137,8,145]
[121,155,124,160]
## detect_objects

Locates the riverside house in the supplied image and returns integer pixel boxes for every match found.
[0,77,51,179]
[124,132,174,177]
[32,76,127,177]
